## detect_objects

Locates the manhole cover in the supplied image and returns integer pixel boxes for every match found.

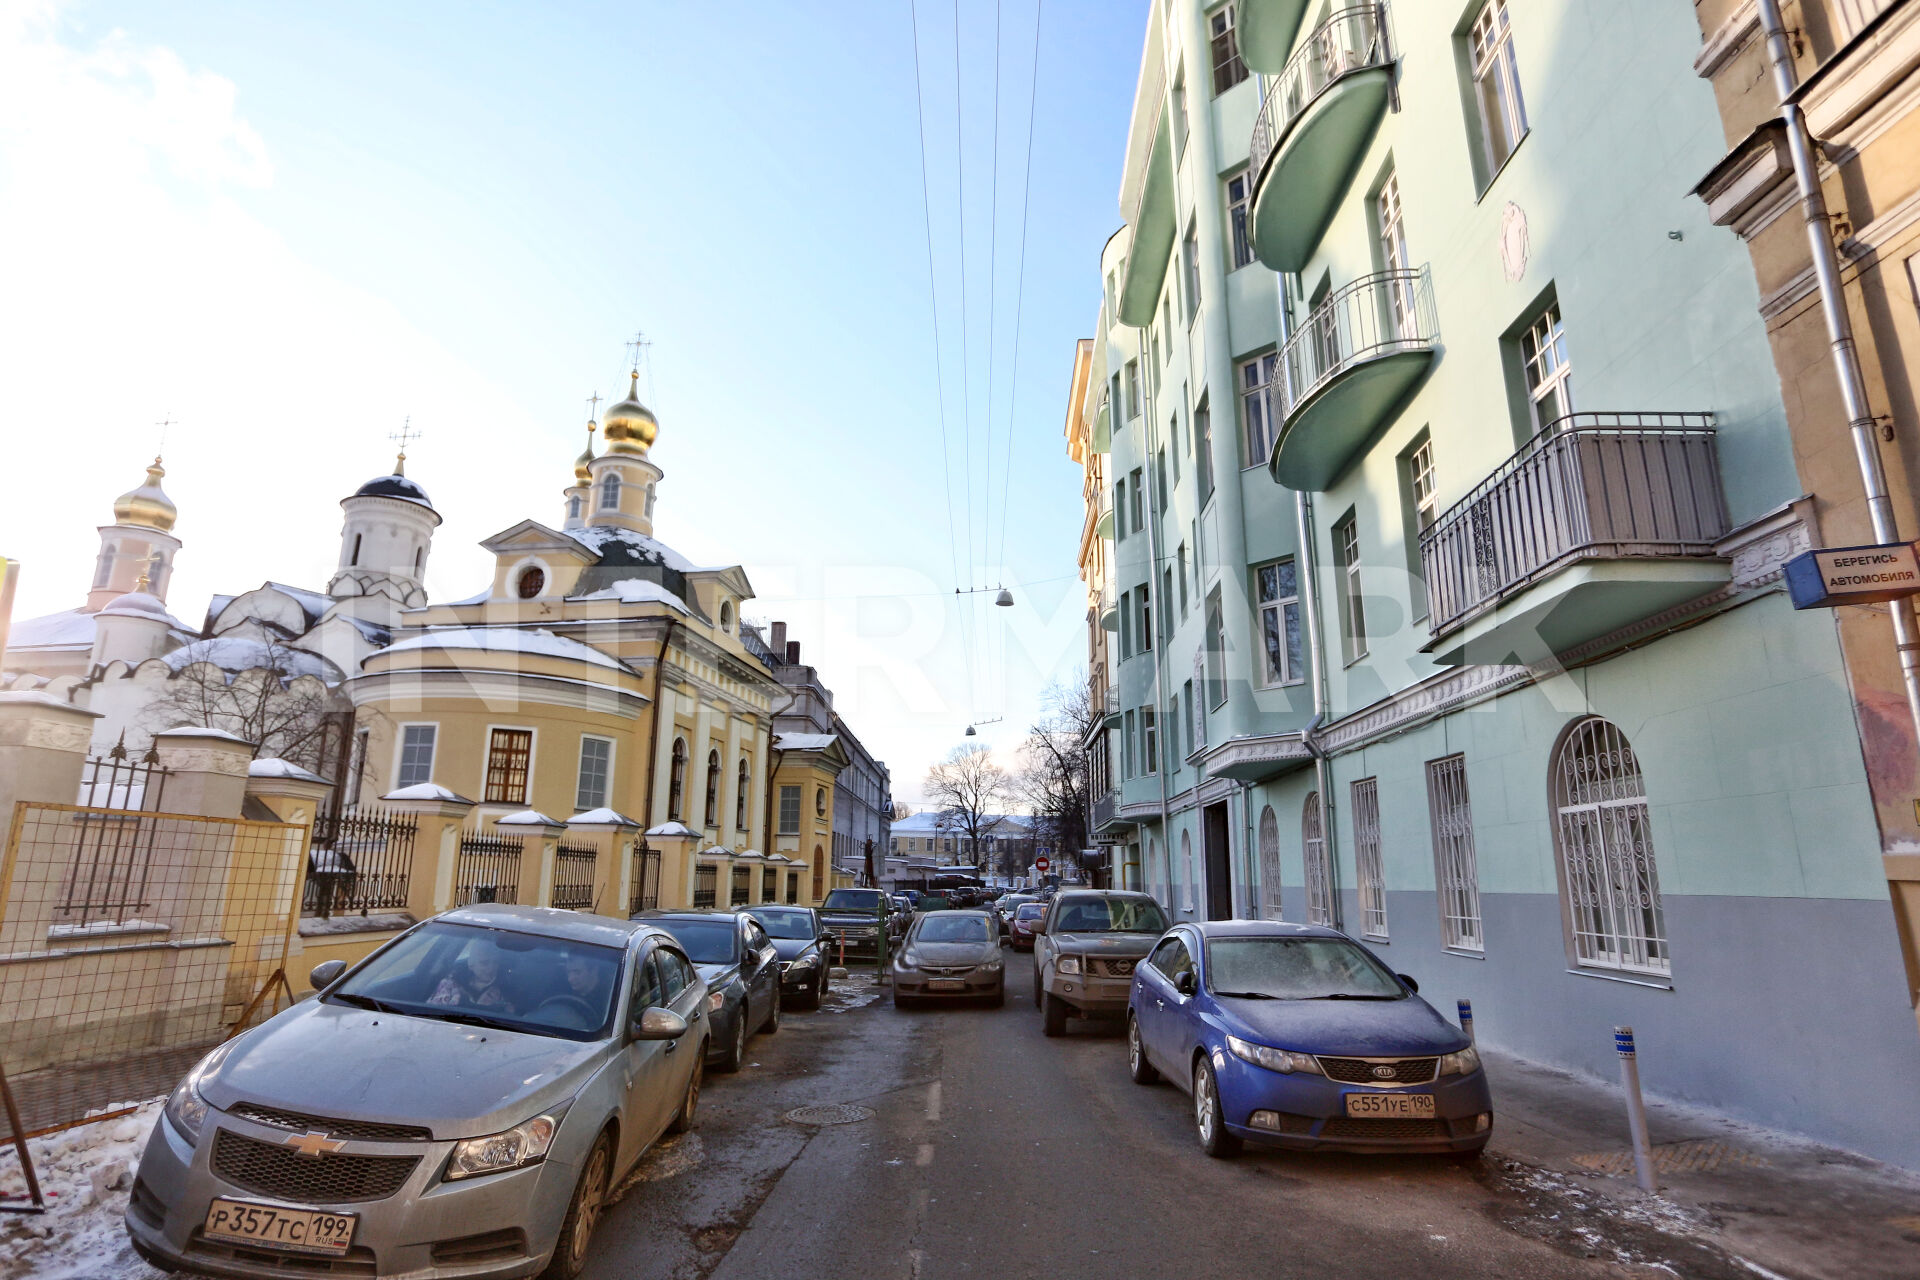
[1570,1138,1768,1177]
[783,1103,874,1126]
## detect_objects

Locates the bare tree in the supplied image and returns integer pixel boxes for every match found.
[1015,678,1096,881]
[923,744,1010,870]
[891,801,914,822]
[143,641,343,771]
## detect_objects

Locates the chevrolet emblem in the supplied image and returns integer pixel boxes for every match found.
[282,1130,346,1158]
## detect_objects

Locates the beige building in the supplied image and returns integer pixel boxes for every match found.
[1064,335,1119,879]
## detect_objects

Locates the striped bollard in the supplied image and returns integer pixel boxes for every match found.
[1457,998,1474,1043]
[1614,1026,1658,1192]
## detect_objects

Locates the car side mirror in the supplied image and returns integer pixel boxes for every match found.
[309,959,347,991]
[633,1007,688,1040]
[1397,973,1419,994]
[1175,971,1198,997]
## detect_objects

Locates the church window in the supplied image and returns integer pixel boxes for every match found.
[815,786,827,817]
[413,546,424,573]
[645,484,656,518]
[396,724,437,789]
[484,728,533,804]
[93,543,116,589]
[350,534,362,567]
[576,735,613,811]
[736,758,751,829]
[669,738,688,821]
[704,749,722,827]
[599,473,621,510]
[779,785,800,835]
[719,600,734,633]
[567,495,582,520]
[516,566,545,599]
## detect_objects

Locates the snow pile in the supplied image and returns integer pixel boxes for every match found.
[380,627,630,671]
[567,578,691,613]
[164,636,338,682]
[0,1099,166,1280]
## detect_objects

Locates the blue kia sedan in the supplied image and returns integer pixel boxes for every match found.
[1126,920,1492,1158]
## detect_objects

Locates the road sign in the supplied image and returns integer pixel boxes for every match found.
[1035,857,1050,872]
[1785,542,1920,608]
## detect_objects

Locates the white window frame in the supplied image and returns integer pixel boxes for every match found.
[575,734,615,813]
[1377,170,1416,337]
[1182,219,1201,322]
[1408,437,1437,532]
[1238,352,1280,469]
[1225,169,1254,270]
[1521,301,1572,435]
[1352,777,1387,940]
[1255,558,1303,688]
[1209,2,1247,96]
[778,784,802,836]
[395,723,438,791]
[1302,792,1332,926]
[1552,718,1669,977]
[1469,0,1528,175]
[1142,708,1158,775]
[1335,514,1367,663]
[1426,754,1484,953]
[598,471,621,511]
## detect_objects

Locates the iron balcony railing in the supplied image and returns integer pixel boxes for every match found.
[1418,413,1730,637]
[1092,789,1118,832]
[1277,266,1439,423]
[1248,4,1392,183]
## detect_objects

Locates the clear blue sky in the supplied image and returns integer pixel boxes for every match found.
[0,0,1148,802]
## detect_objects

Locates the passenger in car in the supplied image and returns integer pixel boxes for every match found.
[427,940,514,1011]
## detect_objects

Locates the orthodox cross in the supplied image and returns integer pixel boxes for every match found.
[389,418,421,472]
[585,391,602,424]
[155,413,176,458]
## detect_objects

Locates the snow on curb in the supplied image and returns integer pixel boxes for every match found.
[0,1098,167,1280]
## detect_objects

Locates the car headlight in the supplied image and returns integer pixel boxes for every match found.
[1055,955,1082,976]
[979,956,1002,973]
[446,1110,564,1181]
[707,989,725,1013]
[898,949,921,970]
[1438,1046,1481,1077]
[163,1043,231,1145]
[1225,1035,1323,1075]
[788,952,818,971]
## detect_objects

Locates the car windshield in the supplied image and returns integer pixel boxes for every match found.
[653,918,739,965]
[747,907,814,940]
[1205,938,1406,1000]
[917,915,990,943]
[822,890,886,912]
[1014,903,1047,921]
[1049,896,1168,934]
[328,920,623,1040]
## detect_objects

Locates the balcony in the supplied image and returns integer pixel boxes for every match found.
[1091,789,1119,836]
[1237,0,1312,73]
[1248,6,1395,274]
[1269,267,1439,490]
[1419,414,1731,666]
[1099,584,1118,632]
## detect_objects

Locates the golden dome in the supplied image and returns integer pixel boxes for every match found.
[573,421,597,484]
[112,458,178,532]
[601,371,657,455]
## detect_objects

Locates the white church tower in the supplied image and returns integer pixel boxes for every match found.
[587,371,664,536]
[86,458,182,613]
[327,446,441,629]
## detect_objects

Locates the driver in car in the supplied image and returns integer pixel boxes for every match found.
[559,950,609,1011]
[427,939,514,1011]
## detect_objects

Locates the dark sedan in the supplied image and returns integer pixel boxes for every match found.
[1127,920,1492,1158]
[745,904,831,1009]
[635,910,781,1072]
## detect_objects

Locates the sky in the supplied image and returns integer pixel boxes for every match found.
[0,0,1148,805]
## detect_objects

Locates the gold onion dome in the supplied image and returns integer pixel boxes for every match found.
[601,371,657,455]
[573,421,597,484]
[113,457,178,532]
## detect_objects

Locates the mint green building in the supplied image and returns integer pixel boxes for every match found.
[1082,0,1920,1165]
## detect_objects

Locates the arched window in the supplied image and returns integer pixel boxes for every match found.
[1180,831,1196,914]
[736,759,750,829]
[815,786,827,817]
[645,483,657,518]
[350,533,362,567]
[1258,805,1282,919]
[93,542,117,589]
[812,846,826,900]
[413,545,424,573]
[567,495,582,520]
[1303,792,1332,925]
[1552,717,1668,975]
[668,738,687,821]
[599,472,621,511]
[704,749,721,827]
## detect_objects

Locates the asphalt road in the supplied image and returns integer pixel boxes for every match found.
[582,950,1739,1280]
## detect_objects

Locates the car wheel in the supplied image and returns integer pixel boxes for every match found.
[1193,1058,1241,1158]
[668,1055,703,1135]
[989,982,1005,1009]
[820,968,831,997]
[1127,1013,1160,1085]
[1032,971,1042,1006]
[802,971,823,1011]
[716,1009,747,1073]
[1042,992,1067,1037]
[543,1130,611,1280]
[893,989,914,1010]
[763,993,781,1035]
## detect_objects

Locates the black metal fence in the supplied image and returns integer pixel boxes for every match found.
[761,866,777,902]
[455,831,522,906]
[303,803,417,918]
[57,740,171,928]
[730,864,750,906]
[630,845,661,914]
[784,872,799,904]
[693,863,717,909]
[552,841,597,911]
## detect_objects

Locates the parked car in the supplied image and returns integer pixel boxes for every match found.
[1008,901,1048,951]
[125,905,707,1280]
[637,909,781,1071]
[993,893,1037,933]
[917,890,956,912]
[817,887,892,957]
[1127,920,1492,1159]
[1034,891,1168,1036]
[893,910,1004,1007]
[744,904,830,1010]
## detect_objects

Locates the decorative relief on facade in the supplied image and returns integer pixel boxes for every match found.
[1499,202,1530,282]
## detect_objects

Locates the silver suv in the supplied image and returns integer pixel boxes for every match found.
[1033,891,1170,1036]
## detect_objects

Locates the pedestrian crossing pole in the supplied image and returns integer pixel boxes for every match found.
[1614,1026,1658,1192]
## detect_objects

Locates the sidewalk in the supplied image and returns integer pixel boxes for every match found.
[1481,1048,1920,1279]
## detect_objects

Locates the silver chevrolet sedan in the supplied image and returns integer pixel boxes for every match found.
[125,905,709,1279]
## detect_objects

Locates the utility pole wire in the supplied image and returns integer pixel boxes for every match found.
[997,0,1044,572]
[983,0,1002,597]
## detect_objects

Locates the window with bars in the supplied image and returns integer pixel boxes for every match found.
[1302,792,1332,926]
[1425,755,1484,952]
[575,736,612,812]
[1255,559,1303,687]
[1209,3,1248,95]
[736,759,751,829]
[1258,805,1282,920]
[1351,778,1387,940]
[1552,718,1668,976]
[1334,513,1367,663]
[704,750,722,827]
[1239,352,1280,468]
[778,785,801,835]
[1521,301,1572,435]
[396,724,436,790]
[1468,0,1528,178]
[1225,170,1254,270]
[694,863,718,908]
[484,729,532,804]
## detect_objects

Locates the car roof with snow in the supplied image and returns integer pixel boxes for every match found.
[439,903,660,947]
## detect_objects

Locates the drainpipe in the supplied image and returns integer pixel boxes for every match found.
[1137,320,1177,915]
[637,617,681,908]
[1755,0,1920,747]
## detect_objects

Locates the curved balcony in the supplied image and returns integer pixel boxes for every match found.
[1099,584,1119,632]
[1269,266,1439,491]
[1418,414,1731,666]
[1237,0,1312,73]
[1248,6,1395,274]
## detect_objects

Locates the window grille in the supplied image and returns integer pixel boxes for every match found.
[1553,718,1668,975]
[1258,805,1283,920]
[693,863,718,908]
[1351,778,1387,939]
[1302,792,1332,925]
[1425,755,1484,951]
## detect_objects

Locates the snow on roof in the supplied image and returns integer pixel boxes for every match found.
[496,809,562,827]
[732,849,765,861]
[6,608,96,651]
[775,732,839,752]
[353,473,435,509]
[568,807,638,827]
[646,821,696,837]
[383,782,472,803]
[697,845,733,858]
[567,524,697,572]
[0,689,93,712]
[379,626,631,672]
[248,758,327,782]
[154,725,256,744]
[764,852,792,862]
[567,578,692,614]
[165,636,340,683]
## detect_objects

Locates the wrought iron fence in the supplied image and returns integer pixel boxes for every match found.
[630,844,661,914]
[730,864,751,907]
[552,841,597,911]
[303,803,416,919]
[454,831,521,906]
[1277,266,1438,423]
[1248,5,1392,182]
[761,866,777,902]
[57,740,171,928]
[1418,413,1729,637]
[693,863,718,909]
